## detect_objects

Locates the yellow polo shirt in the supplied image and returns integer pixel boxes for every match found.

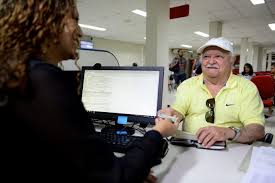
[172,73,265,134]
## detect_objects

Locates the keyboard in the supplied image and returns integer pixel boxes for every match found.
[95,131,143,153]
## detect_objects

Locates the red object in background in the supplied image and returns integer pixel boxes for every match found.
[232,68,239,75]
[251,75,274,108]
[170,4,189,19]
[255,71,272,76]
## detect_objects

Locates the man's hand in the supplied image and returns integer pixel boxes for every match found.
[157,107,183,123]
[196,126,234,148]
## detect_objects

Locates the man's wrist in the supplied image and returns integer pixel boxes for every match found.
[228,126,241,141]
[227,127,236,140]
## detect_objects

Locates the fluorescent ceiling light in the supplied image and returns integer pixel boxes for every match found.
[194,31,209,38]
[250,0,265,5]
[268,23,275,31]
[180,44,192,48]
[79,24,106,31]
[132,9,147,17]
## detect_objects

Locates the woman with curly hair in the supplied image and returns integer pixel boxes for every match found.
[0,0,178,182]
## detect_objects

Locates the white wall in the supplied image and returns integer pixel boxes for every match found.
[92,37,145,66]
[233,46,240,55]
[81,36,191,106]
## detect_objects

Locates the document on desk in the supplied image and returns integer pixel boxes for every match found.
[170,130,226,150]
[241,146,275,183]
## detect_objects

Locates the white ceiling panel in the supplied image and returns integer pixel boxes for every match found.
[77,0,275,50]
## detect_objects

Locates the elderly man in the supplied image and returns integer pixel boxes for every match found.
[162,37,265,148]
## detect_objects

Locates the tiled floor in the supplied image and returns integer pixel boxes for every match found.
[264,107,275,145]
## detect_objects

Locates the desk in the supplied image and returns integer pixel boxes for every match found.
[153,143,251,183]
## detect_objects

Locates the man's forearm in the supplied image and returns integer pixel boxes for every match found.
[235,124,265,143]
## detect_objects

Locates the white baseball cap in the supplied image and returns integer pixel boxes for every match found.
[197,37,233,54]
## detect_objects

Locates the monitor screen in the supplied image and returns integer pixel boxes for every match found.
[80,41,94,49]
[80,66,164,124]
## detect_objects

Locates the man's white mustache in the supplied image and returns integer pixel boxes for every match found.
[205,65,219,69]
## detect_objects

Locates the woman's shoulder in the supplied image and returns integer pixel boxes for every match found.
[28,59,65,86]
[29,59,61,72]
[29,59,62,76]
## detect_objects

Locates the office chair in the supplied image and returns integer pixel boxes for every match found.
[254,71,272,76]
[251,75,275,117]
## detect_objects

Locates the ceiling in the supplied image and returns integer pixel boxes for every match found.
[77,0,275,50]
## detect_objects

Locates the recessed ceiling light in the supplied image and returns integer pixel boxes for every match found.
[194,31,209,38]
[79,24,106,31]
[250,0,265,5]
[144,37,146,40]
[132,9,147,17]
[230,42,234,46]
[180,44,192,48]
[268,23,275,31]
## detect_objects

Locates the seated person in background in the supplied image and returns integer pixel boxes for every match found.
[160,37,265,148]
[240,63,255,80]
[0,1,178,182]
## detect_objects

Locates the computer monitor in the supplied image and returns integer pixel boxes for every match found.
[80,66,164,128]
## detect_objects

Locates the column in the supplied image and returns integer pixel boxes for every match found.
[267,51,272,71]
[209,21,222,38]
[261,48,267,71]
[247,42,254,65]
[251,45,259,71]
[258,47,263,71]
[240,38,249,73]
[145,0,170,107]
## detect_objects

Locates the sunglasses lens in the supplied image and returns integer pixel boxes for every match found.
[205,98,215,123]
[205,111,214,123]
[206,98,215,108]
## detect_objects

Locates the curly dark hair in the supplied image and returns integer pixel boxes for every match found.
[0,0,77,91]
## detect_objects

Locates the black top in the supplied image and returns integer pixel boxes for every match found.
[0,60,163,183]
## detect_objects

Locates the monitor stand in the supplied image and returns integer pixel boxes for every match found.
[101,124,135,136]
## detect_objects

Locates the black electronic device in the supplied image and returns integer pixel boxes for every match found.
[95,131,142,153]
[80,66,164,135]
[169,130,226,150]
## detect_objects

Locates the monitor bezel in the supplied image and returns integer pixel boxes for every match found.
[80,66,164,125]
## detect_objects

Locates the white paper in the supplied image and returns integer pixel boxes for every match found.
[241,146,275,183]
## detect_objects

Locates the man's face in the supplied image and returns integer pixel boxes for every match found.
[58,7,82,60]
[201,46,232,79]
[271,65,275,75]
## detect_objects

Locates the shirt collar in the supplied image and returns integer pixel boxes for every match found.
[200,72,237,89]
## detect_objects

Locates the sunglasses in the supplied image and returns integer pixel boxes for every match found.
[205,98,215,123]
